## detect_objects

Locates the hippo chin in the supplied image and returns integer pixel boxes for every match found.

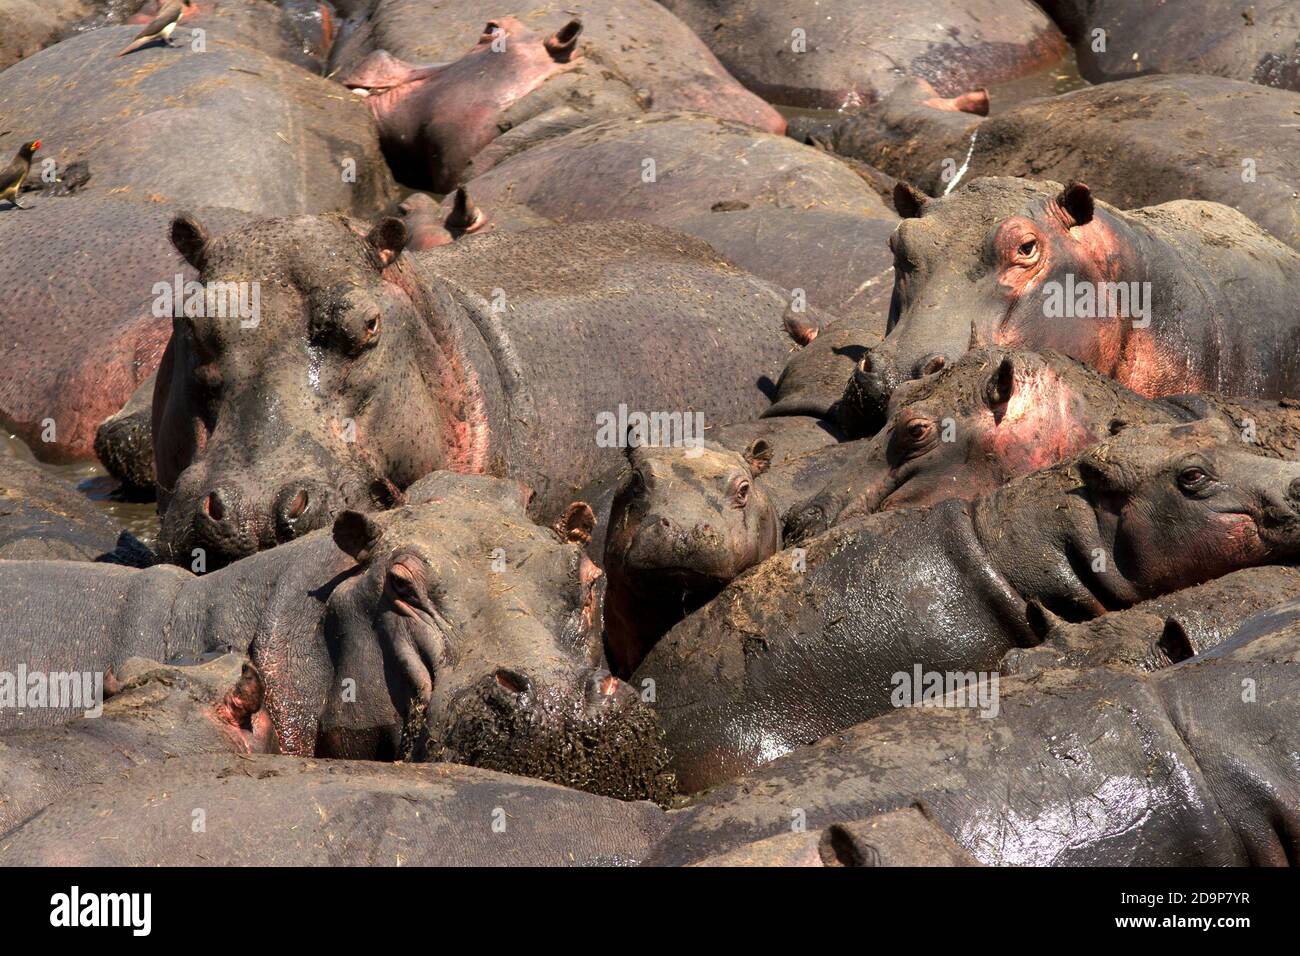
[637,419,1300,791]
[852,176,1300,434]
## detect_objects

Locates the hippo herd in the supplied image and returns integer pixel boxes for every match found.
[0,0,1298,869]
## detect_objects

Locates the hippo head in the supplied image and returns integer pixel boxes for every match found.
[154,212,484,569]
[789,348,1148,541]
[1075,419,1300,598]
[320,474,674,803]
[604,440,779,675]
[342,17,608,191]
[853,176,1146,435]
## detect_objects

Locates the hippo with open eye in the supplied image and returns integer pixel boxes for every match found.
[638,419,1300,791]
[789,346,1300,543]
[847,177,1300,435]
[603,440,780,677]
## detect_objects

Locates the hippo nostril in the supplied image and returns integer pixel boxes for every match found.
[203,490,226,522]
[918,354,947,376]
[494,669,531,696]
[599,675,620,697]
[658,517,672,529]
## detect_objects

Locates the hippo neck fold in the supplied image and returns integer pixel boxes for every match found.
[972,465,1143,622]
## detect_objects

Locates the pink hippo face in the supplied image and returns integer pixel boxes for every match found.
[342,17,633,192]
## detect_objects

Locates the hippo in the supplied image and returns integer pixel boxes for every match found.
[462,111,897,327]
[602,422,862,676]
[849,176,1300,434]
[1001,565,1300,678]
[646,617,1300,866]
[659,0,1066,109]
[834,75,1300,252]
[0,0,94,70]
[0,472,672,802]
[327,0,783,135]
[341,17,649,192]
[0,27,396,217]
[394,189,552,252]
[635,420,1300,791]
[0,450,151,565]
[789,347,1300,540]
[76,0,338,72]
[1039,0,1300,92]
[0,197,248,465]
[152,214,805,567]
[0,653,275,840]
[0,754,670,866]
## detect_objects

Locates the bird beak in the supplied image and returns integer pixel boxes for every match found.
[30,140,40,151]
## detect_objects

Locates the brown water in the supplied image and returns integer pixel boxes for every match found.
[1,430,161,547]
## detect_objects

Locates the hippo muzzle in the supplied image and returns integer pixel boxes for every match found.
[431,669,675,804]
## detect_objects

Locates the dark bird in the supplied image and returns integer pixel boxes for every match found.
[117,1,192,58]
[0,140,40,210]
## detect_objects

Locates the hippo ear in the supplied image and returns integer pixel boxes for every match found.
[1156,618,1196,665]
[171,214,209,272]
[744,438,774,477]
[444,187,486,237]
[985,356,1015,422]
[893,182,929,219]
[366,217,409,268]
[1056,181,1094,228]
[1075,448,1128,495]
[783,307,819,347]
[333,510,384,564]
[553,501,595,544]
[545,19,582,62]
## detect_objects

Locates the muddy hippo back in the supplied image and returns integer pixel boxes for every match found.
[0,755,669,866]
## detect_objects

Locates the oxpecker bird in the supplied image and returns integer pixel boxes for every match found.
[118,1,192,57]
[0,140,40,210]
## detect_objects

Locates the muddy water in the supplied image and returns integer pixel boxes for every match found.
[1,430,160,548]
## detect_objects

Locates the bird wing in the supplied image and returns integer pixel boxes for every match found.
[132,1,183,41]
[0,158,25,195]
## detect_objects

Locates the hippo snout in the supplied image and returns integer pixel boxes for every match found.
[838,356,894,439]
[440,667,674,803]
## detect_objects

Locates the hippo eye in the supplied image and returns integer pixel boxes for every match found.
[362,312,381,344]
[1015,237,1038,261]
[906,420,933,444]
[385,559,426,606]
[1177,466,1211,492]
